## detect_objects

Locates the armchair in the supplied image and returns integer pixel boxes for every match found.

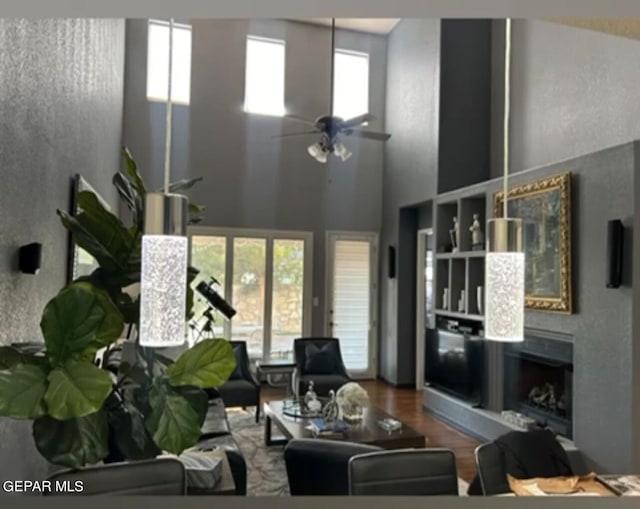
[215,341,261,423]
[284,438,382,495]
[292,337,352,397]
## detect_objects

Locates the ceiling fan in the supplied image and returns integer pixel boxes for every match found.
[274,18,392,163]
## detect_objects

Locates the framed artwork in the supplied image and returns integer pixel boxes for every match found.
[67,174,110,282]
[494,172,572,313]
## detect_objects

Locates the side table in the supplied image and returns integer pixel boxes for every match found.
[256,357,296,397]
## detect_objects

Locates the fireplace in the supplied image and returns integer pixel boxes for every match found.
[503,332,574,439]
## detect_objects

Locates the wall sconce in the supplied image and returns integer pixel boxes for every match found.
[19,243,42,275]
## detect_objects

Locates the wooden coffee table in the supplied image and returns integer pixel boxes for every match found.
[263,400,426,449]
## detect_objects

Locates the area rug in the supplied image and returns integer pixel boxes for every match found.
[227,409,470,496]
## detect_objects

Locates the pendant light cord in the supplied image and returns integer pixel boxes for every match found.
[329,18,335,115]
[503,18,511,218]
[164,18,174,195]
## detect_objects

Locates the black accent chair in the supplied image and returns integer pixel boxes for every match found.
[292,337,351,397]
[45,458,186,496]
[216,341,261,423]
[284,438,382,495]
[471,429,574,495]
[348,448,459,495]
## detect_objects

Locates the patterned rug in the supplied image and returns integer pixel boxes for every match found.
[227,409,470,496]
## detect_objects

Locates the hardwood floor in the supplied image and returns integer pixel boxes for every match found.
[260,379,480,482]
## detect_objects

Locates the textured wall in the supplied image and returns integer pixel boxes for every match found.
[438,19,492,193]
[122,19,386,339]
[491,19,640,177]
[483,142,638,473]
[380,19,441,383]
[0,18,125,483]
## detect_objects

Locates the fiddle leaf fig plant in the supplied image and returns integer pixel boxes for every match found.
[0,148,236,469]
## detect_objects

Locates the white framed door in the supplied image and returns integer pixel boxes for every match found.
[188,226,313,360]
[416,228,434,389]
[325,231,378,379]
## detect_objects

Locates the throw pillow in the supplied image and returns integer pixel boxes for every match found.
[228,345,244,380]
[304,342,338,374]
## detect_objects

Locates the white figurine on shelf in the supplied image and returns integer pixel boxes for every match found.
[442,288,449,310]
[450,217,459,253]
[470,214,484,250]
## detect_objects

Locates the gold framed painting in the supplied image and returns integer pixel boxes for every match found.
[494,172,572,313]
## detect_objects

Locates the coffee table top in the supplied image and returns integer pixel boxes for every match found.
[264,400,426,449]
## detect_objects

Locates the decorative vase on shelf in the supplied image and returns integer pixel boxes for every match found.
[458,289,466,313]
[442,288,449,310]
[477,286,484,315]
[336,382,369,422]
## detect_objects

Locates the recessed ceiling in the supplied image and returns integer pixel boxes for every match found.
[291,18,401,35]
[546,18,640,41]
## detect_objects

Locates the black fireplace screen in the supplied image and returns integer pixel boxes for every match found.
[503,338,573,439]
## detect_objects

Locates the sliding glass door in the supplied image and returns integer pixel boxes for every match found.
[189,227,313,360]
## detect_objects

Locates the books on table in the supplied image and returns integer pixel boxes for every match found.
[597,475,640,496]
[309,418,350,438]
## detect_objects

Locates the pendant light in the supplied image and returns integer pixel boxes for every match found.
[139,18,189,348]
[484,18,525,342]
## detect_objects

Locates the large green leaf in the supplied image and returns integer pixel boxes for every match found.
[107,399,158,461]
[45,361,114,420]
[41,282,124,365]
[163,177,203,194]
[146,391,202,454]
[75,190,134,268]
[167,338,236,388]
[0,346,23,370]
[59,189,135,277]
[113,172,143,229]
[33,411,109,469]
[173,385,208,426]
[122,147,146,199]
[0,364,47,419]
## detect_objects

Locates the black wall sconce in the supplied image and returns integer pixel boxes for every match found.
[388,245,396,279]
[19,243,42,275]
[606,219,624,288]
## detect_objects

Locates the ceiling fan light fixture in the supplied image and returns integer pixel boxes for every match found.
[334,141,352,162]
[308,141,329,163]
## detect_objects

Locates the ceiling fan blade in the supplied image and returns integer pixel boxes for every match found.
[346,129,391,141]
[284,114,317,127]
[272,131,320,139]
[340,113,378,129]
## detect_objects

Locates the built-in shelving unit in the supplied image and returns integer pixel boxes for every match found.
[434,191,487,322]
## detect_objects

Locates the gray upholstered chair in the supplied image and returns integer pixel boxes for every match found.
[216,341,261,422]
[348,448,459,496]
[44,458,186,496]
[292,337,351,397]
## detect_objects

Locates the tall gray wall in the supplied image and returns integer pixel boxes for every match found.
[484,142,638,473]
[0,19,125,485]
[486,19,640,470]
[380,19,441,384]
[122,19,387,338]
[492,19,640,177]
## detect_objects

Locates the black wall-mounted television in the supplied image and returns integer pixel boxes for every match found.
[425,328,485,404]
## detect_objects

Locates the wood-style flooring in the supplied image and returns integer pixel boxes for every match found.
[260,379,480,482]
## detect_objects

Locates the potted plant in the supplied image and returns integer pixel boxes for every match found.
[0,148,236,469]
